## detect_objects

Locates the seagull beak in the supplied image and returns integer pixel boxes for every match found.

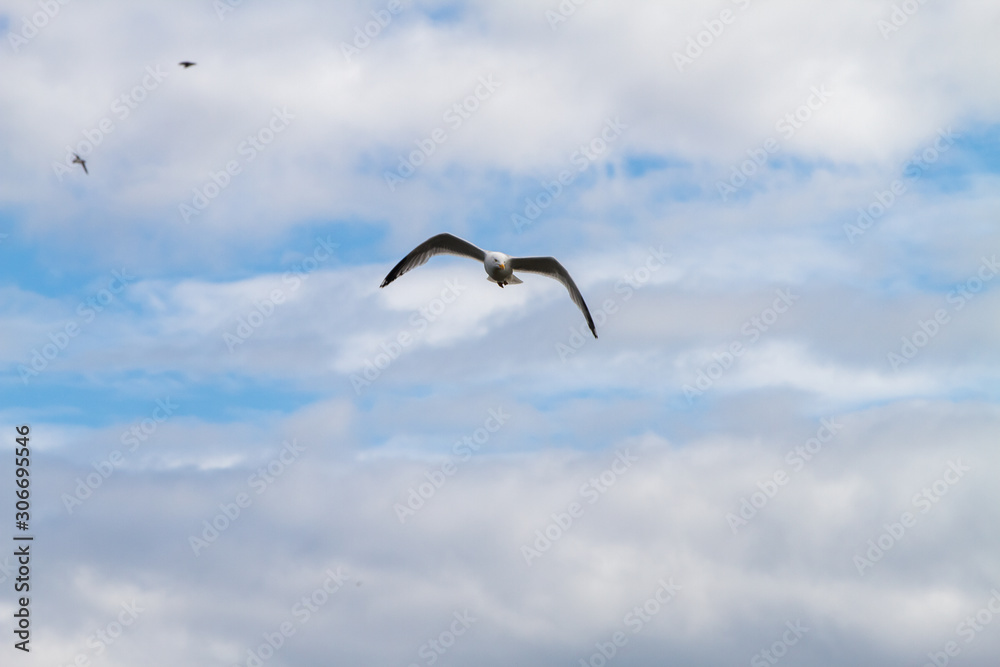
[499,263,505,270]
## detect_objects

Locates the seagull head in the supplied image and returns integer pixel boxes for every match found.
[483,252,513,283]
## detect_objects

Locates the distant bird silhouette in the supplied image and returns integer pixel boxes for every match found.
[178,61,196,68]
[72,153,88,175]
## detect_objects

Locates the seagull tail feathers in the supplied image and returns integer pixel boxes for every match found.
[488,274,523,285]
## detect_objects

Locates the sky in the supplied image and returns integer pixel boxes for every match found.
[2,0,1000,665]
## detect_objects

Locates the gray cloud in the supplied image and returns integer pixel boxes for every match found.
[3,0,1000,664]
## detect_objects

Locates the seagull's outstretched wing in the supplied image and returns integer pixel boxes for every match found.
[510,256,597,338]
[380,233,486,288]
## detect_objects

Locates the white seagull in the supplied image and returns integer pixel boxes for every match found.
[380,233,597,338]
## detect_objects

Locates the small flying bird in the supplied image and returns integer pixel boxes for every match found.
[72,153,88,174]
[178,61,196,68]
[380,233,597,338]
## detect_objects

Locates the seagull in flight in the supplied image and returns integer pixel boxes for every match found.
[178,61,196,68]
[72,153,88,174]
[380,233,597,338]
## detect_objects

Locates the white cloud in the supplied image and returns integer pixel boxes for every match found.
[4,0,1000,664]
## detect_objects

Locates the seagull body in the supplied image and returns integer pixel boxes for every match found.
[178,61,196,68]
[380,233,597,338]
[72,153,88,174]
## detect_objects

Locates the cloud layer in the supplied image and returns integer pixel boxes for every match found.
[2,0,1000,665]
